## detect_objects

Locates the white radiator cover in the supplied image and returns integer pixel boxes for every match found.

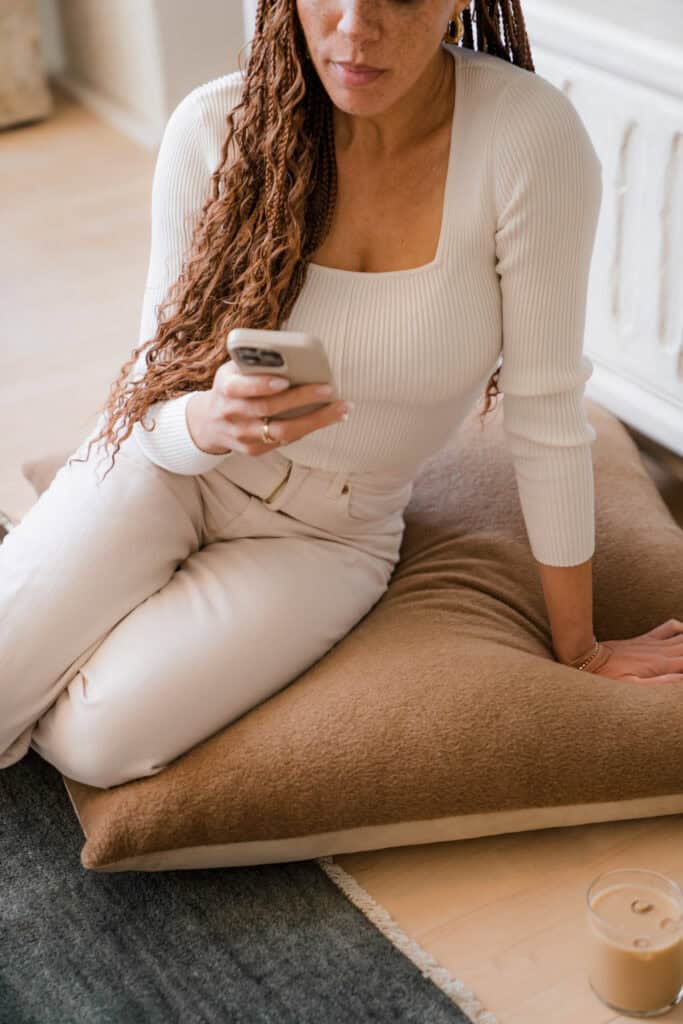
[522,0,683,457]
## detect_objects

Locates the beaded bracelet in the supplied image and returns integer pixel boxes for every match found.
[566,638,613,673]
[570,639,601,671]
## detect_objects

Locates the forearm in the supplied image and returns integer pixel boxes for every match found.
[536,557,595,664]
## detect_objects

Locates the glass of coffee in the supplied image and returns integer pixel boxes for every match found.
[586,868,683,1017]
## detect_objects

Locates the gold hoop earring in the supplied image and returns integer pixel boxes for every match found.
[443,10,464,45]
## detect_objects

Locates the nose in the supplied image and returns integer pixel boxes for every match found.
[336,0,381,43]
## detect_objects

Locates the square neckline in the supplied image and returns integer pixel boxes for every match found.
[307,43,463,281]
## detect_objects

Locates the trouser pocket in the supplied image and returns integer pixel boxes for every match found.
[342,477,414,523]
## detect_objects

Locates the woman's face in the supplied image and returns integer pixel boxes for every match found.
[295,0,459,115]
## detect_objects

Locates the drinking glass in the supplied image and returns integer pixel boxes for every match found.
[586,868,683,1017]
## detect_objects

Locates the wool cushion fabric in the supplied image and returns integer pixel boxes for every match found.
[21,398,683,873]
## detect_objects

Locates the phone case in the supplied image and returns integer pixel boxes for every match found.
[227,327,339,420]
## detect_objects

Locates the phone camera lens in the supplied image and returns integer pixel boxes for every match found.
[260,349,285,367]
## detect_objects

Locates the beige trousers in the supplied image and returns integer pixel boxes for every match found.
[0,427,413,788]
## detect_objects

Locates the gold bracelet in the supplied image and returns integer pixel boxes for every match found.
[567,639,614,674]
[566,638,600,671]
[573,638,602,671]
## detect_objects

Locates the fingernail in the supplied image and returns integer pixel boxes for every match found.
[339,401,354,420]
[314,385,332,397]
[270,378,290,390]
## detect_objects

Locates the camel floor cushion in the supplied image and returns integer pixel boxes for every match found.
[21,397,683,873]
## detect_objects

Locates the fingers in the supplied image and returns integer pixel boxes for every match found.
[219,361,293,401]
[633,655,683,678]
[213,364,349,455]
[660,633,683,648]
[627,674,683,686]
[265,398,347,443]
[218,364,339,418]
[644,618,683,640]
[229,383,338,421]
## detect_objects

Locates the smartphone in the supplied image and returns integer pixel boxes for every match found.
[226,327,339,421]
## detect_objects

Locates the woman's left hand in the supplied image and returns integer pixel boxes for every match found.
[587,618,683,684]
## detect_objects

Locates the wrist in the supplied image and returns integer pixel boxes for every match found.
[556,637,613,673]
[553,633,597,666]
[186,392,231,456]
[563,637,598,667]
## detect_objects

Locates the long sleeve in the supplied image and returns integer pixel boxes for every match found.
[493,76,603,566]
[130,88,235,476]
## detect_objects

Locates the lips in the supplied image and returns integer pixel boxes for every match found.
[337,62,383,71]
[330,61,386,86]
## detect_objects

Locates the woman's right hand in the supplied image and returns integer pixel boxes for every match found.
[185,359,351,457]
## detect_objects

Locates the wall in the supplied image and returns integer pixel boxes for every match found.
[152,0,247,114]
[37,0,246,147]
[242,0,256,43]
[523,0,683,455]
[56,0,164,137]
[36,0,65,75]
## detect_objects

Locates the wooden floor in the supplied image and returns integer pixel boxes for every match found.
[3,83,683,1024]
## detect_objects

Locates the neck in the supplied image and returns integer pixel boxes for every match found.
[333,46,454,162]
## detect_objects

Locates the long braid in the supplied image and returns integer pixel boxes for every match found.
[70,0,534,481]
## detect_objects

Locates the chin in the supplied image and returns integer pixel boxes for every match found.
[329,94,389,118]
[322,77,391,115]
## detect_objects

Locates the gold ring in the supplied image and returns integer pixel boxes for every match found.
[261,417,278,445]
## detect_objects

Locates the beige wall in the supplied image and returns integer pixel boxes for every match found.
[40,0,245,145]
[153,0,246,113]
[56,0,164,128]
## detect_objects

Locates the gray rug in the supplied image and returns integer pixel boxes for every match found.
[0,749,489,1023]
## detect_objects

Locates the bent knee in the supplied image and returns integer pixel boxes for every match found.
[41,741,166,790]
[30,676,167,789]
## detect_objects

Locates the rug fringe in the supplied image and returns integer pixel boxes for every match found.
[315,855,499,1024]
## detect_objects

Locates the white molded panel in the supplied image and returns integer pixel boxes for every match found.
[522,2,683,455]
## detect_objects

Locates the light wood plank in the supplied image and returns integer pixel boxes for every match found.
[335,817,683,1022]
[1,83,151,521]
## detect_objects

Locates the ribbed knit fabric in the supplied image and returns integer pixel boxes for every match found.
[130,43,603,567]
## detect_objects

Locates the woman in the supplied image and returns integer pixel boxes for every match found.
[2,0,681,788]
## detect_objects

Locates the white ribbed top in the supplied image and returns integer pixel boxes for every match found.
[130,43,603,566]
